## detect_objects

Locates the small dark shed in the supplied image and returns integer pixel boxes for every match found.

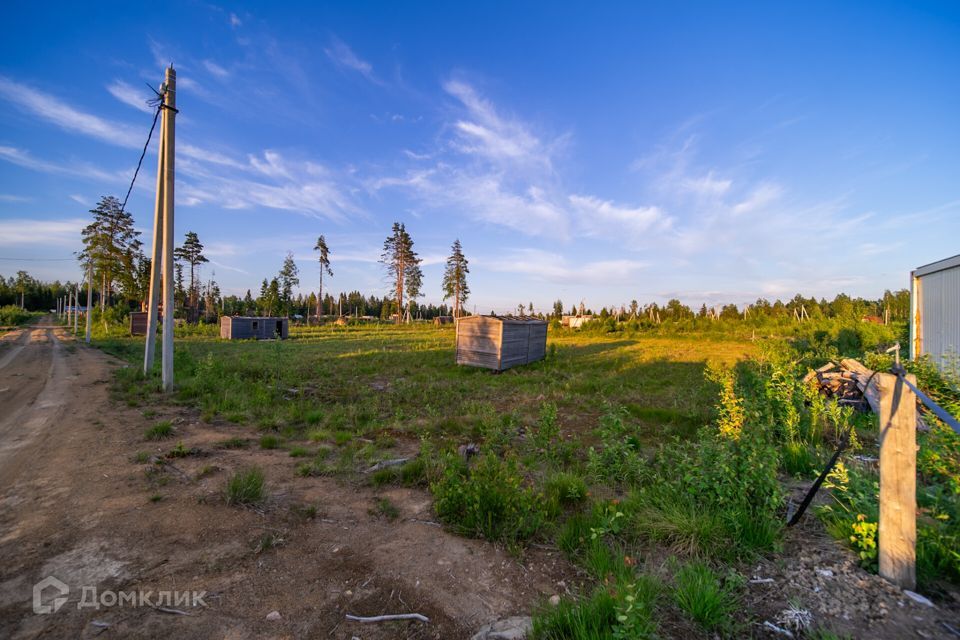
[434,315,454,326]
[220,316,289,340]
[456,315,547,371]
[129,311,148,336]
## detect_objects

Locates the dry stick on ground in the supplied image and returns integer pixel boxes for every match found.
[346,613,429,623]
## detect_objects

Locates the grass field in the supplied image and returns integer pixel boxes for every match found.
[88,320,960,638]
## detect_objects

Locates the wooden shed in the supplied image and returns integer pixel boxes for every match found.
[220,316,289,340]
[434,315,454,326]
[456,315,547,371]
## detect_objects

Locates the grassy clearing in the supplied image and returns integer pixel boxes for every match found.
[95,318,960,633]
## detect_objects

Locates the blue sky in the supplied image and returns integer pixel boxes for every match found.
[1,1,958,313]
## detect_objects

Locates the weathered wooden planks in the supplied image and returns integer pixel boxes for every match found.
[455,315,547,371]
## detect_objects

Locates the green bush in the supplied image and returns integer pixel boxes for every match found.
[0,305,31,325]
[431,451,545,544]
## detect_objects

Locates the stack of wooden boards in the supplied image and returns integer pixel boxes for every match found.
[803,358,928,431]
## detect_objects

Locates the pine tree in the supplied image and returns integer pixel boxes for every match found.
[173,231,208,320]
[379,223,421,324]
[79,195,142,310]
[441,239,470,319]
[278,252,300,316]
[313,235,333,321]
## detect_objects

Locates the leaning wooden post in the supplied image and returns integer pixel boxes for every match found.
[85,262,92,343]
[143,80,166,375]
[877,371,917,590]
[160,66,176,392]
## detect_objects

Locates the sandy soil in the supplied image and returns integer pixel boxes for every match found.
[0,317,957,639]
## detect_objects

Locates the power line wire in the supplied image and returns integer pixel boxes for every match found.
[118,103,162,215]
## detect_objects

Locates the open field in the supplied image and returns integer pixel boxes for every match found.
[1,319,958,639]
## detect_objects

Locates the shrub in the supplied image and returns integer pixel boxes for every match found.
[225,467,266,505]
[0,305,31,326]
[431,452,545,544]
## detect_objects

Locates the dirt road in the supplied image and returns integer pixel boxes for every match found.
[0,317,568,639]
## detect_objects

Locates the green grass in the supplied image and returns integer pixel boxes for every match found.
[370,497,400,520]
[672,561,740,633]
[217,437,250,449]
[144,421,174,440]
[259,434,281,449]
[225,467,266,506]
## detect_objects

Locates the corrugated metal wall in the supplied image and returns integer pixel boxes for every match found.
[918,264,960,374]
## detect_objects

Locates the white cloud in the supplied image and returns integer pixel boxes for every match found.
[486,248,648,285]
[443,79,548,168]
[106,80,154,114]
[0,76,142,148]
[679,171,732,196]
[69,194,89,205]
[0,194,31,203]
[324,38,379,84]
[569,195,672,242]
[732,183,783,215]
[203,60,230,79]
[0,145,123,182]
[0,218,87,247]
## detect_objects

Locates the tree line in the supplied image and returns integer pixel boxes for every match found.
[4,194,910,328]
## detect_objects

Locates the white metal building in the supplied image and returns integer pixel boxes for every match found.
[911,254,960,374]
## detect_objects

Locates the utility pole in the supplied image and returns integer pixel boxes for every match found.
[73,285,79,335]
[143,78,166,375]
[85,262,93,344]
[160,66,177,392]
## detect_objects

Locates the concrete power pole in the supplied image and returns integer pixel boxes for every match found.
[143,79,167,375]
[160,66,177,392]
[85,262,93,344]
[73,285,79,334]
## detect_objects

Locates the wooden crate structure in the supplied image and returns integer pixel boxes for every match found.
[456,315,547,371]
[220,316,289,340]
[434,315,454,326]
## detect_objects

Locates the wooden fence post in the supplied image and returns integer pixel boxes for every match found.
[877,371,917,590]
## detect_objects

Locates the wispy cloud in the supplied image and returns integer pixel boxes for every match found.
[0,217,87,247]
[569,195,672,243]
[0,145,124,182]
[203,60,230,79]
[324,37,380,84]
[106,80,154,114]
[229,12,242,28]
[0,76,143,148]
[731,182,783,215]
[485,248,648,285]
[443,79,555,169]
[0,194,31,203]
